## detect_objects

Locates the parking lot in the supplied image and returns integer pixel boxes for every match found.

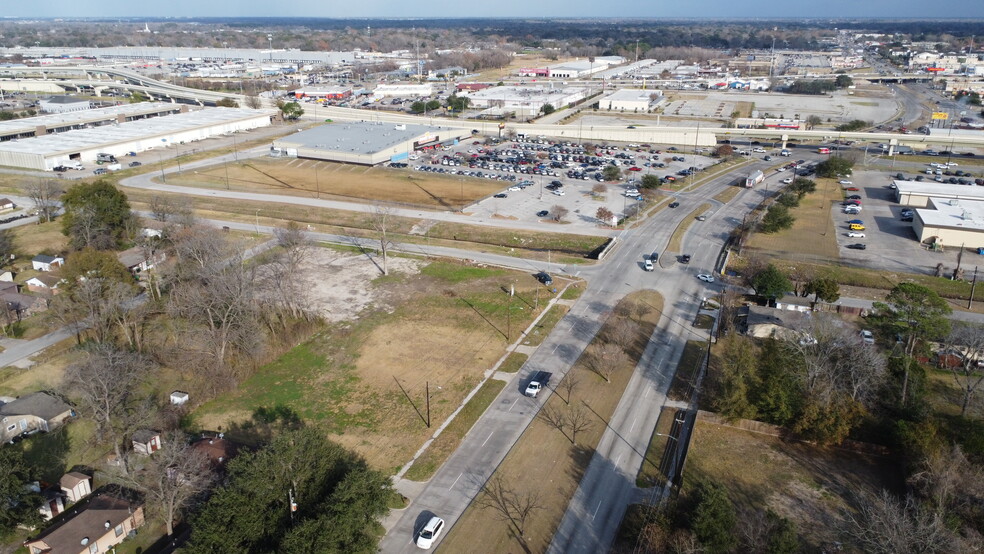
[398,137,718,230]
[829,168,968,274]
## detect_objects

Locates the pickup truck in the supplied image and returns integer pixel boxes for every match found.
[525,371,551,398]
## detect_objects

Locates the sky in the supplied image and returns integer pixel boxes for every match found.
[6,1,984,19]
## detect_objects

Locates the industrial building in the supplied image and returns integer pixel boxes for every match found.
[912,197,984,246]
[894,181,984,208]
[464,86,586,113]
[0,102,184,141]
[38,96,91,114]
[371,84,433,98]
[598,89,664,112]
[271,121,472,165]
[0,107,275,170]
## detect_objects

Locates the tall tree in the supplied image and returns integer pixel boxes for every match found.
[367,204,395,276]
[189,428,391,554]
[112,432,215,536]
[60,180,134,250]
[62,344,157,473]
[843,490,958,554]
[476,474,544,553]
[751,265,792,302]
[872,283,952,405]
[0,447,43,539]
[26,179,62,223]
[940,323,984,416]
[804,277,840,303]
[693,482,737,554]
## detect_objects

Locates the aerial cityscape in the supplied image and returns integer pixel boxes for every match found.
[0,12,982,554]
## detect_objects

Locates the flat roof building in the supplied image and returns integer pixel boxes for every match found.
[0,102,184,141]
[38,95,91,114]
[894,181,984,207]
[464,86,586,113]
[598,88,664,112]
[0,107,274,171]
[914,197,984,246]
[271,121,471,165]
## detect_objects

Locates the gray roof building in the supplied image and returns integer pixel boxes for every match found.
[272,121,471,165]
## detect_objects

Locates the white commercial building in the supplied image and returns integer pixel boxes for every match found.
[894,181,984,208]
[371,83,433,98]
[38,96,91,114]
[598,89,664,112]
[465,86,586,113]
[913,197,984,246]
[0,107,275,171]
[271,121,471,166]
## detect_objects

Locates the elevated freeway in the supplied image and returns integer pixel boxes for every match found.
[0,65,246,105]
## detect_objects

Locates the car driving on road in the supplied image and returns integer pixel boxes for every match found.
[697,274,715,283]
[416,516,445,549]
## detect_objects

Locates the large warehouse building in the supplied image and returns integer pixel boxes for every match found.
[0,107,275,170]
[598,89,664,112]
[894,181,984,207]
[271,121,472,165]
[0,102,185,141]
[913,197,984,246]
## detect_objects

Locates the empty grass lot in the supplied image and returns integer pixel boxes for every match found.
[439,290,664,553]
[745,177,840,259]
[166,157,503,211]
[192,261,569,474]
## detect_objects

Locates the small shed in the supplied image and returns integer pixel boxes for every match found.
[0,198,15,211]
[31,254,64,272]
[170,391,189,405]
[131,429,162,455]
[26,275,61,294]
[59,471,93,503]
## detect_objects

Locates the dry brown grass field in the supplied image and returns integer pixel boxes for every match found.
[745,177,841,259]
[166,157,504,210]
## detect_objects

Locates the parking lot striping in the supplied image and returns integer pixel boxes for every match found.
[629,417,638,433]
[614,452,623,467]
[508,398,520,412]
[482,431,495,448]
[592,500,604,520]
[450,472,463,490]
[552,344,561,355]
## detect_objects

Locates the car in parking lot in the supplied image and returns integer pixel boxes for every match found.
[416,516,445,549]
[839,180,853,185]
[696,215,706,221]
[128,161,142,167]
[847,231,866,238]
[697,273,715,283]
[782,178,793,184]
[552,189,565,196]
[535,272,553,286]
[668,202,680,208]
[679,254,691,264]
[93,168,108,175]
[644,258,654,271]
[845,187,859,191]
[493,193,507,198]
[846,243,867,250]
[860,330,875,345]
[536,210,549,218]
[847,195,862,200]
[508,186,521,191]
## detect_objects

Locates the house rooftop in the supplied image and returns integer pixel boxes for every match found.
[0,391,71,421]
[27,490,142,553]
[32,254,62,263]
[59,472,91,489]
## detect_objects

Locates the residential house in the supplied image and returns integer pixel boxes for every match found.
[34,483,65,521]
[1,291,49,318]
[0,392,74,443]
[26,275,62,295]
[0,198,15,211]
[31,255,64,272]
[23,488,145,554]
[116,247,166,275]
[0,271,13,282]
[131,429,162,456]
[59,472,93,503]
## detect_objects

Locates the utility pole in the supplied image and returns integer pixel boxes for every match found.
[970,266,979,309]
[425,381,431,428]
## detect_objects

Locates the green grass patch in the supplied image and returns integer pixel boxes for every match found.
[637,408,679,487]
[561,284,585,300]
[498,352,528,374]
[667,203,712,252]
[694,314,714,330]
[420,260,506,283]
[403,379,506,481]
[713,185,743,204]
[667,340,707,402]
[522,304,570,347]
[16,420,99,483]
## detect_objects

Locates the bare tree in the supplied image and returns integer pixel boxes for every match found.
[274,221,312,275]
[565,402,593,445]
[367,204,396,276]
[559,371,581,405]
[941,323,984,416]
[585,342,629,383]
[908,444,981,514]
[47,278,137,345]
[551,205,569,222]
[537,403,569,441]
[476,474,544,553]
[149,195,192,224]
[605,317,640,349]
[112,432,215,536]
[26,179,62,223]
[843,490,958,554]
[171,225,230,281]
[244,95,263,109]
[595,206,614,226]
[62,344,157,474]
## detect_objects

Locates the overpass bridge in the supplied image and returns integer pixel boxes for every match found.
[305,105,984,151]
[0,65,246,106]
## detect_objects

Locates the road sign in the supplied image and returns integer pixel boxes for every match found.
[931,112,949,120]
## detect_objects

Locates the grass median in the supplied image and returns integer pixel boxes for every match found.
[439,290,664,553]
[667,203,712,253]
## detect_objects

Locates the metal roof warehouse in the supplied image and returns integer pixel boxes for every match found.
[0,107,276,170]
[0,102,184,141]
[271,121,471,165]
